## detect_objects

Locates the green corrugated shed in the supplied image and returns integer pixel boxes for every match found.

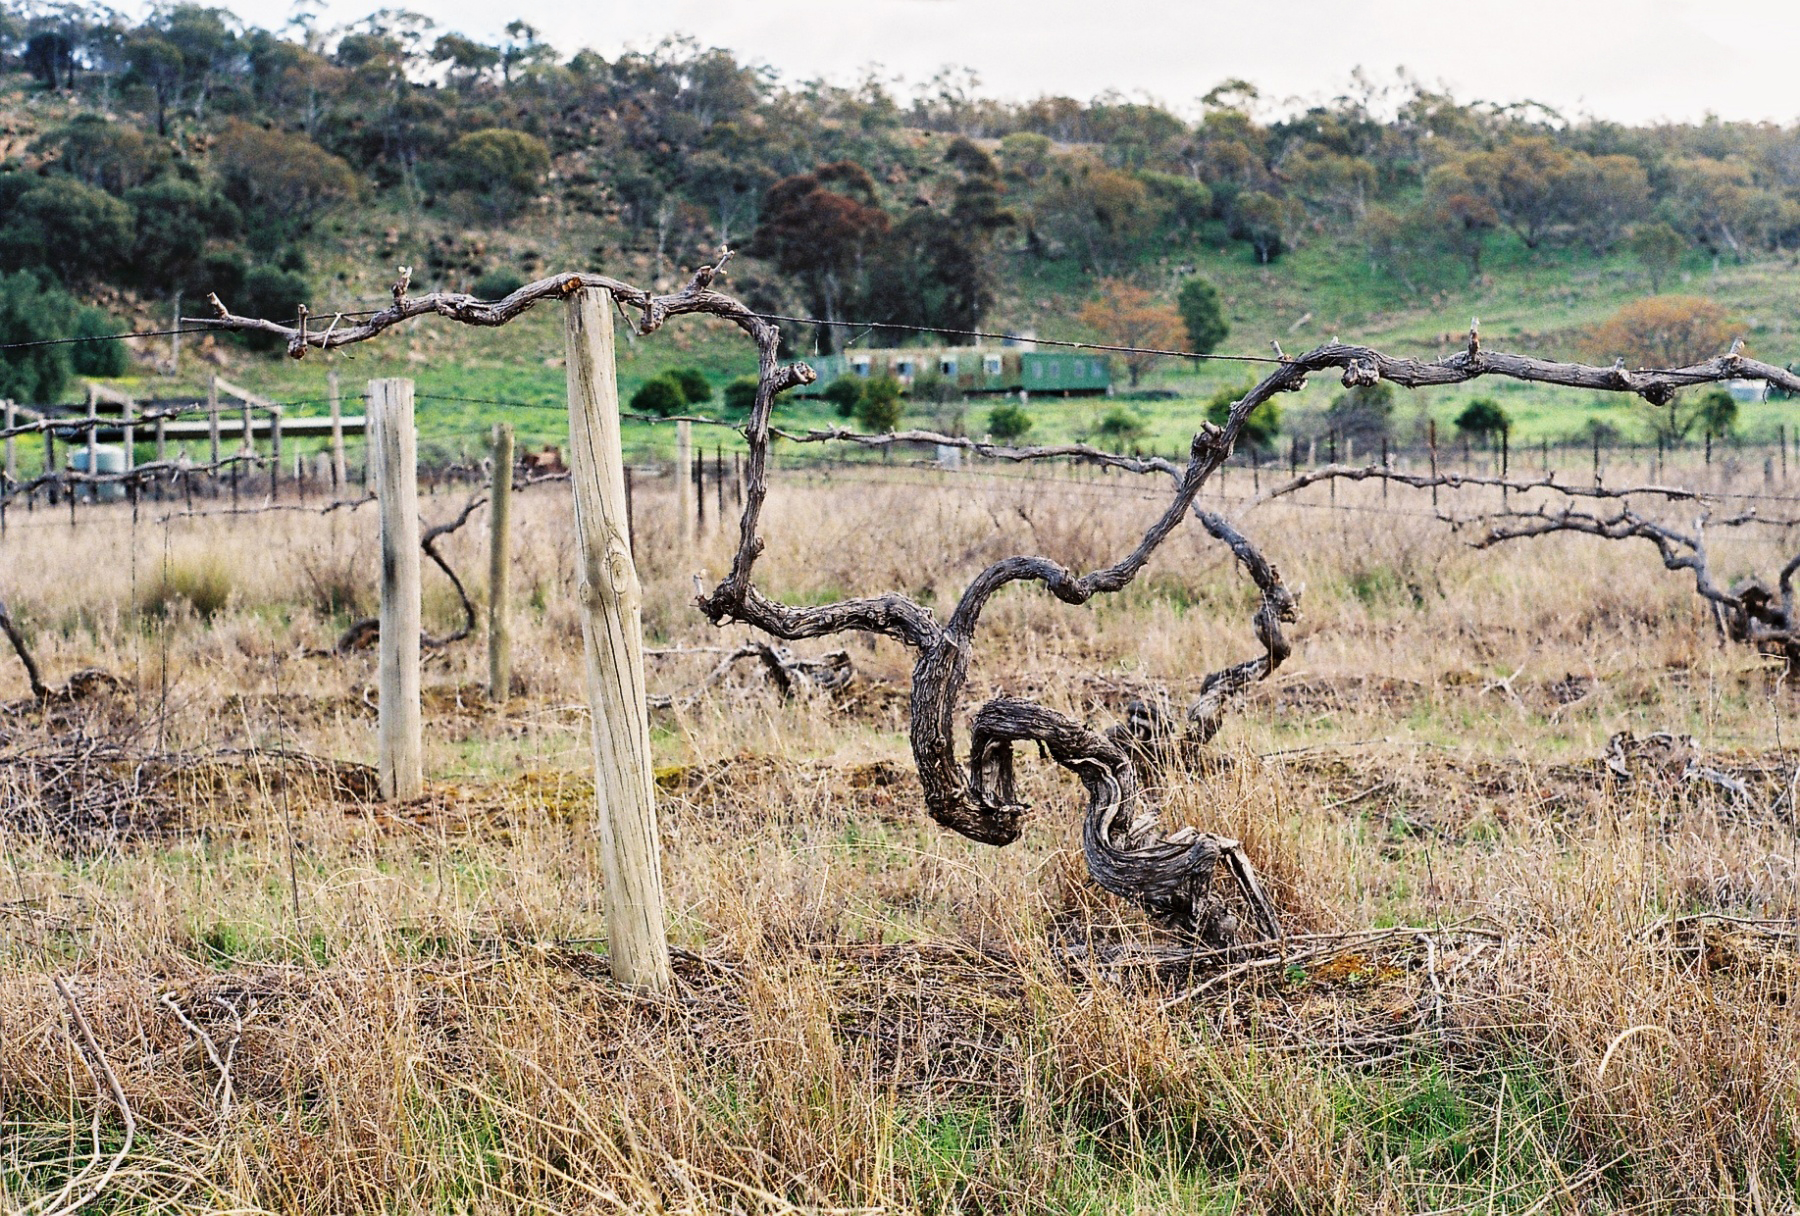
[789,347,1110,397]
[1019,352,1110,393]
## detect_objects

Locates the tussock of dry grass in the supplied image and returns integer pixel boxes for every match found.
[3,461,1799,1212]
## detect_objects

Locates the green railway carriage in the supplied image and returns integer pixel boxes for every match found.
[791,347,1111,397]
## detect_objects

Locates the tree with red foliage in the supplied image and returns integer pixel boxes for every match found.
[752,161,889,353]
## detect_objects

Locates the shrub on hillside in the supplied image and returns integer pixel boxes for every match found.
[987,403,1032,440]
[630,375,687,417]
[722,376,759,415]
[0,272,73,402]
[855,376,903,431]
[235,265,309,351]
[1454,398,1510,441]
[1205,382,1279,448]
[1695,387,1737,437]
[669,368,713,405]
[822,376,865,418]
[71,307,128,377]
[474,269,525,299]
[1094,408,1146,444]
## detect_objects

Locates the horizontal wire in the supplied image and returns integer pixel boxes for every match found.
[747,311,1285,364]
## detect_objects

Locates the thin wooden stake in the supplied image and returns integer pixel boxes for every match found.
[676,418,695,559]
[2,399,11,533]
[563,286,672,993]
[207,374,221,497]
[269,405,283,501]
[120,394,135,485]
[328,370,347,490]
[85,385,97,504]
[1428,419,1439,508]
[488,423,514,704]
[370,378,423,802]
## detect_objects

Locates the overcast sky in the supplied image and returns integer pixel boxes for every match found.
[210,0,1794,127]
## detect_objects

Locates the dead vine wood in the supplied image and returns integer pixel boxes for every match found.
[1255,463,1800,671]
[329,492,486,654]
[203,264,1790,939]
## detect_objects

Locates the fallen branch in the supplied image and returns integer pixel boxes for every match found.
[0,596,50,700]
[40,977,136,1216]
[646,641,853,709]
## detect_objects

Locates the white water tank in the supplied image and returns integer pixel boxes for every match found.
[71,444,127,501]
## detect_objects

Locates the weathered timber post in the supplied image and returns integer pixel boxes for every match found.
[84,385,97,504]
[693,447,705,535]
[2,400,11,533]
[675,418,695,561]
[1428,419,1439,508]
[120,397,135,487]
[328,370,347,491]
[207,375,221,496]
[238,392,253,504]
[269,405,283,501]
[563,286,672,993]
[487,423,514,703]
[369,378,423,802]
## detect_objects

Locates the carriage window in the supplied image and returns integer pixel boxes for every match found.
[983,354,1003,376]
[851,357,871,377]
[940,357,957,376]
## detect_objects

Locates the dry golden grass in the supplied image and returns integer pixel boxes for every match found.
[1,458,1797,1213]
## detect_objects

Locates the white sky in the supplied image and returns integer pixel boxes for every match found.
[209,0,1795,127]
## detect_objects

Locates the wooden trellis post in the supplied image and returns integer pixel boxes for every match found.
[488,423,513,704]
[269,404,283,501]
[676,418,695,558]
[207,375,221,495]
[328,370,347,490]
[563,286,672,992]
[84,385,97,503]
[369,378,423,802]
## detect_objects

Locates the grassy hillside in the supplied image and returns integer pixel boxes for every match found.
[78,219,1798,472]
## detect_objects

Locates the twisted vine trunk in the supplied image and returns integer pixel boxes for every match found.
[206,253,1800,941]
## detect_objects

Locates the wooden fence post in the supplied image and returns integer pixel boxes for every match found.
[488,423,514,704]
[2,399,11,532]
[328,370,347,490]
[563,286,672,993]
[369,378,423,802]
[207,374,220,495]
[269,405,283,501]
[85,384,97,503]
[675,418,695,559]
[119,394,135,488]
[238,389,252,502]
[1428,419,1439,508]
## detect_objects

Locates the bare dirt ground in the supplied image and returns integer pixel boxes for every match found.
[2,463,1797,1213]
